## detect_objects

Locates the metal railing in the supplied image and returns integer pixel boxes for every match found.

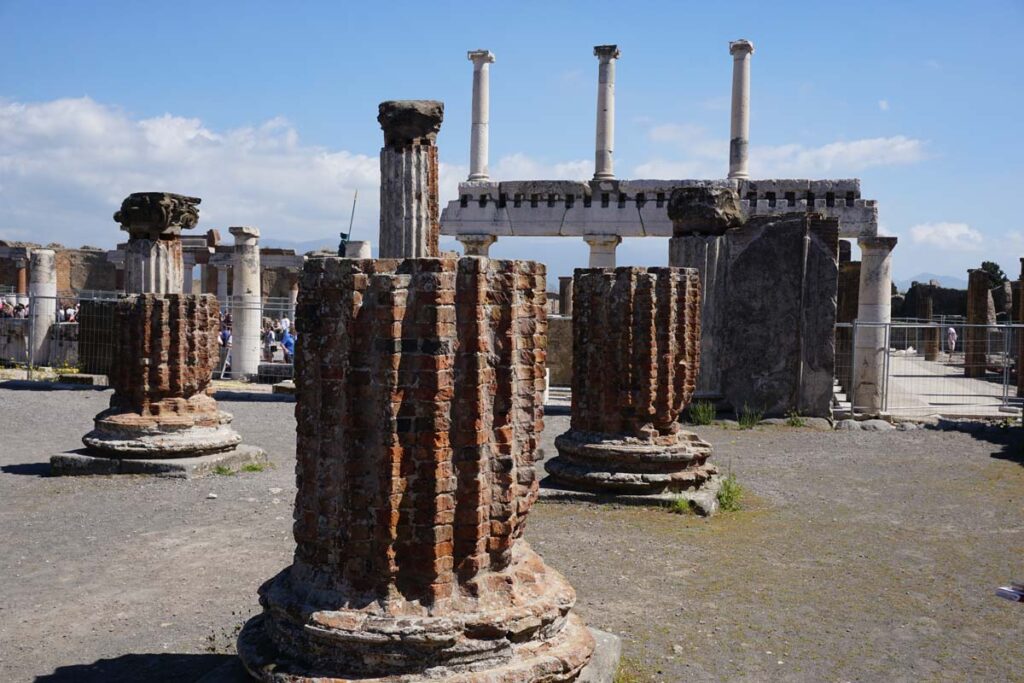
[836,320,1024,418]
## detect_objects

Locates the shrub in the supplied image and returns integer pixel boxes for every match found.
[785,409,806,428]
[717,472,743,511]
[738,404,763,429]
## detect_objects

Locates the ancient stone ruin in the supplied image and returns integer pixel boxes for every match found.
[239,257,596,681]
[545,267,718,508]
[51,293,266,476]
[116,191,201,294]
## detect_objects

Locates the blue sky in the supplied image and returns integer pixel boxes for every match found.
[1,0,1021,284]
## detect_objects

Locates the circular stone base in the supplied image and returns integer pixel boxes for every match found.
[237,544,595,682]
[82,409,241,458]
[238,611,594,683]
[546,429,716,494]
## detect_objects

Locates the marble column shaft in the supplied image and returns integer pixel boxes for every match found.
[28,249,57,365]
[230,226,262,379]
[728,39,755,180]
[467,50,495,181]
[593,45,620,181]
[125,238,184,294]
[852,235,897,414]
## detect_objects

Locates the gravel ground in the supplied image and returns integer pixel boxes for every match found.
[1,384,1022,682]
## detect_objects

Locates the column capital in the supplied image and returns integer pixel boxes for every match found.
[729,39,755,57]
[457,234,497,256]
[593,44,620,61]
[378,100,444,148]
[467,49,495,66]
[857,235,898,253]
[583,234,622,248]
[229,225,260,240]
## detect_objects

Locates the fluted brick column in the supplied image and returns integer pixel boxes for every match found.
[378,100,443,258]
[238,257,595,682]
[546,267,716,495]
[81,294,241,456]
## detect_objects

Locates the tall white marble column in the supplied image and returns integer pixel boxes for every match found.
[583,235,622,268]
[28,249,57,365]
[853,235,897,414]
[728,39,755,180]
[593,45,620,181]
[467,50,495,182]
[378,100,444,258]
[457,234,497,257]
[230,226,262,380]
[217,265,230,302]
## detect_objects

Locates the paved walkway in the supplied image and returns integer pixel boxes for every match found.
[884,353,1022,418]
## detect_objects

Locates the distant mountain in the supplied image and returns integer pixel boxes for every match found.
[894,273,968,292]
[261,237,341,254]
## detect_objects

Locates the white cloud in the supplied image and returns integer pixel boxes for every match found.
[636,121,926,179]
[909,222,983,251]
[878,99,890,111]
[0,97,381,249]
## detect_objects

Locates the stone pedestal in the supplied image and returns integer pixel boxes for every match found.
[28,249,57,365]
[457,233,497,257]
[230,226,262,380]
[238,257,596,682]
[545,267,716,500]
[852,236,897,413]
[378,100,443,259]
[965,268,994,378]
[51,294,267,477]
[116,192,201,294]
[342,240,372,258]
[583,235,621,268]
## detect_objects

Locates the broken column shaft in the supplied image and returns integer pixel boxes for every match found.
[28,249,57,365]
[238,256,595,682]
[377,100,443,259]
[546,267,717,496]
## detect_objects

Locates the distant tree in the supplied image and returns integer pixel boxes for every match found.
[980,261,1008,287]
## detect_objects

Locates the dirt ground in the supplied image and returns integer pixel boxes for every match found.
[1,384,1022,682]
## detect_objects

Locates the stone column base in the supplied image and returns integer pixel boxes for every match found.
[50,444,267,478]
[82,406,242,458]
[237,544,596,682]
[545,428,717,496]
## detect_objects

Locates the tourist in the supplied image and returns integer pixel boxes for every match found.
[281,329,295,363]
[262,326,275,362]
[280,316,291,334]
[947,326,958,358]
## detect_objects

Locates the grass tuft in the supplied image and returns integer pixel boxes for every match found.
[213,465,235,476]
[717,472,744,511]
[785,409,806,428]
[688,400,716,426]
[241,462,268,473]
[738,404,763,430]
[668,497,694,515]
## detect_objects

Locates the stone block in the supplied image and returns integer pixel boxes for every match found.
[50,445,267,478]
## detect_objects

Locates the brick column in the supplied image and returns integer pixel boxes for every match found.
[377,100,443,258]
[238,257,595,681]
[14,256,28,304]
[965,268,994,378]
[546,267,717,500]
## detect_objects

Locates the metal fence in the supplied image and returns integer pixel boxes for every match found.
[0,291,297,384]
[837,320,1024,418]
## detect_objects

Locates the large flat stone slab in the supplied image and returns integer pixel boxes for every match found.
[49,444,267,479]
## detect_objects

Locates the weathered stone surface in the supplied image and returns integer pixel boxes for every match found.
[114,192,201,238]
[51,444,267,478]
[718,213,839,417]
[547,315,573,387]
[667,186,746,236]
[545,267,716,497]
[378,101,443,259]
[377,100,444,148]
[80,294,242,457]
[238,257,595,682]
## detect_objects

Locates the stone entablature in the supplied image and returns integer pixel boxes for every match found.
[442,178,877,239]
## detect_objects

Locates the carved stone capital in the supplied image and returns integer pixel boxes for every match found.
[114,192,201,239]
[377,100,444,148]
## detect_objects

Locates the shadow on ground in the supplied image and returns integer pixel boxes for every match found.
[1,462,50,477]
[0,380,107,392]
[35,653,235,682]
